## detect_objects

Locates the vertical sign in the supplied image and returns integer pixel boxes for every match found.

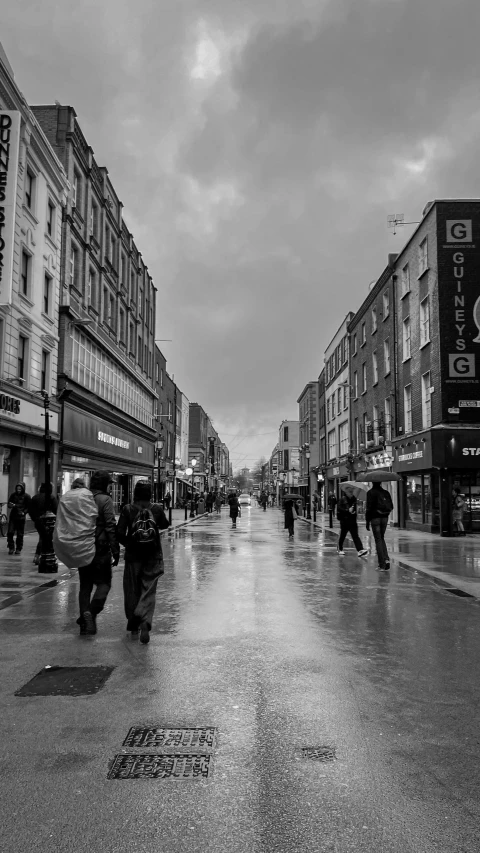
[437,203,480,419]
[0,111,21,304]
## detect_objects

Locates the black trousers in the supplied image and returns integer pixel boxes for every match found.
[78,553,112,617]
[7,516,25,551]
[338,517,363,552]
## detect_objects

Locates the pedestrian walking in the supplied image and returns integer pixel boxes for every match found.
[215,492,222,513]
[206,491,214,514]
[194,493,199,514]
[228,492,240,528]
[164,491,171,511]
[452,488,466,536]
[261,491,268,511]
[284,498,297,539]
[117,481,169,644]
[29,483,58,565]
[198,493,206,514]
[365,482,393,571]
[7,483,31,555]
[336,487,368,557]
[327,491,337,528]
[77,471,120,635]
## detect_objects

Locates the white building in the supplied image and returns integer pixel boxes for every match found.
[0,44,68,502]
[277,419,299,501]
[324,313,354,498]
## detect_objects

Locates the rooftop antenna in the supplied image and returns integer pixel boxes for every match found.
[387,213,420,235]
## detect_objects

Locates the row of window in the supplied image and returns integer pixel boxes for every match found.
[24,166,57,239]
[326,385,349,422]
[325,335,348,385]
[352,294,430,358]
[12,330,51,392]
[20,251,53,315]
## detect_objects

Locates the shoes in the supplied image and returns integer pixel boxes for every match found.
[76,615,87,635]
[358,549,369,557]
[377,566,387,571]
[33,555,40,565]
[14,550,21,555]
[139,622,150,645]
[83,610,97,635]
[384,561,390,570]
[8,549,14,555]
[337,550,345,556]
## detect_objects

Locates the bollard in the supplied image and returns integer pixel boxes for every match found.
[313,505,317,523]
[329,509,333,528]
[169,506,172,526]
[185,503,188,521]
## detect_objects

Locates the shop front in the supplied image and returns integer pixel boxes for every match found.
[392,431,439,532]
[325,461,349,501]
[61,404,154,511]
[352,445,398,525]
[0,393,59,521]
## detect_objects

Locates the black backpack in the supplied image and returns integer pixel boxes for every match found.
[375,490,393,516]
[131,507,158,547]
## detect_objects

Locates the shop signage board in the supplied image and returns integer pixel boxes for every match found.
[0,111,21,305]
[63,406,154,466]
[439,430,480,468]
[0,395,58,433]
[437,203,480,419]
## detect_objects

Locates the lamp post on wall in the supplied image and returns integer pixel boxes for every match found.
[189,458,197,518]
[305,446,311,519]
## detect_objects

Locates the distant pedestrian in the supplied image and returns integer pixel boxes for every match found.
[336,487,368,557]
[198,493,206,514]
[215,492,222,513]
[29,483,58,565]
[164,491,171,511]
[327,491,337,528]
[206,492,214,513]
[284,498,297,539]
[77,471,120,634]
[229,493,240,528]
[7,483,31,555]
[261,492,268,511]
[452,488,466,536]
[117,481,169,644]
[365,483,393,571]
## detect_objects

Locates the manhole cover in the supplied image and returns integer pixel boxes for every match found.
[15,666,115,696]
[123,726,216,749]
[108,753,213,779]
[302,746,336,762]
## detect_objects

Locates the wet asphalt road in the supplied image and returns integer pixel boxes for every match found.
[1,506,480,853]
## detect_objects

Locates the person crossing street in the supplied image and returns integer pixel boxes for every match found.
[336,486,368,557]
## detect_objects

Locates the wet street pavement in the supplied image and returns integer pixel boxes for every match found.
[1,506,480,853]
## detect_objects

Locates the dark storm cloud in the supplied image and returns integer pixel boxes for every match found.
[3,0,480,464]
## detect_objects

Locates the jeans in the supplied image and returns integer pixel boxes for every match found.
[7,516,25,552]
[338,517,364,552]
[78,553,112,617]
[123,554,164,631]
[370,517,390,568]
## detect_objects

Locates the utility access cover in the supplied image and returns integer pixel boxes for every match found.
[302,746,336,762]
[15,666,115,697]
[108,753,213,780]
[123,726,217,750]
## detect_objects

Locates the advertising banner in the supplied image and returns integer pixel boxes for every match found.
[0,111,21,304]
[437,203,480,419]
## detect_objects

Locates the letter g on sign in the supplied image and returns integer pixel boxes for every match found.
[446,220,472,242]
[449,354,475,377]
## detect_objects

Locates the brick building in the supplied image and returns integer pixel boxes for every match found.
[297,380,320,507]
[32,104,156,507]
[348,258,398,522]
[324,314,353,497]
[0,46,68,503]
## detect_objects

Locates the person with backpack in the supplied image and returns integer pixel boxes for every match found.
[365,482,393,571]
[336,486,369,557]
[7,483,31,555]
[228,492,240,528]
[117,481,169,645]
[77,471,119,635]
[29,483,58,565]
[452,488,466,535]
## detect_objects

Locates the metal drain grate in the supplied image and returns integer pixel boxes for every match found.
[445,588,475,598]
[123,726,216,750]
[302,746,336,762]
[15,666,115,697]
[108,753,213,779]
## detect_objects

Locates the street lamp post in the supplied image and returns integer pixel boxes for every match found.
[155,437,164,504]
[189,458,197,518]
[306,448,311,519]
[39,393,58,573]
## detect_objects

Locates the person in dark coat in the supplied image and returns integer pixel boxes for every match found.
[336,487,368,557]
[228,493,239,528]
[206,491,214,513]
[163,491,171,511]
[260,492,268,511]
[77,470,120,635]
[117,480,169,644]
[7,483,31,555]
[284,499,296,539]
[29,483,58,565]
[366,482,393,571]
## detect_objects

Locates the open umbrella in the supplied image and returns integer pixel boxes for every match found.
[359,471,402,482]
[340,481,370,499]
[283,494,304,502]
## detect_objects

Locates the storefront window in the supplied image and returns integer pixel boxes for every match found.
[406,475,422,523]
[423,476,431,524]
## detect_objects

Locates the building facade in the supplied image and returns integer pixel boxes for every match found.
[0,47,68,505]
[297,380,320,507]
[277,419,299,501]
[33,104,156,508]
[188,403,209,493]
[317,368,326,509]
[348,259,398,523]
[324,314,353,497]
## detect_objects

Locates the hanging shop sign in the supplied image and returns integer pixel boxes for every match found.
[0,111,21,305]
[63,405,154,466]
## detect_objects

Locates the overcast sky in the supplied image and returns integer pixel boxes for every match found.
[3,0,480,470]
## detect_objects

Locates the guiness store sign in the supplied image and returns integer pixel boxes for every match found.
[63,407,154,466]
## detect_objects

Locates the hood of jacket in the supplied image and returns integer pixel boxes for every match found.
[15,483,25,495]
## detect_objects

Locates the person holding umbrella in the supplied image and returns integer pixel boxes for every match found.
[337,483,369,557]
[362,471,398,571]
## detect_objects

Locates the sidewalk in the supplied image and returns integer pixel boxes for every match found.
[0,509,206,611]
[297,510,480,598]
